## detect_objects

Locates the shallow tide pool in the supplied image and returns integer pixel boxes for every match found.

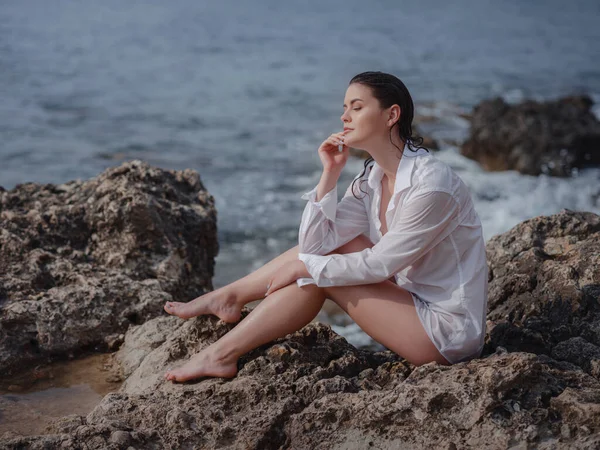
[0,353,123,437]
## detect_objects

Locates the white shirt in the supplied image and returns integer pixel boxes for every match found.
[296,146,488,364]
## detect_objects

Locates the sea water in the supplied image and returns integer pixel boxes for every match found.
[1,0,599,350]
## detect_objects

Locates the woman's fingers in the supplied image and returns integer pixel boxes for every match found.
[322,130,349,150]
[327,133,345,147]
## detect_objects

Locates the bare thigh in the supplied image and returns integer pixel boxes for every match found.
[324,234,450,366]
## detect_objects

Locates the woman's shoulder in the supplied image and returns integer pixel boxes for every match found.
[412,152,460,193]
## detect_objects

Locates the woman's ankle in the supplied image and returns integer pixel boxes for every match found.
[217,284,245,309]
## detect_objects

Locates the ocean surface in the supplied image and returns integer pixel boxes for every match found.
[1,0,600,348]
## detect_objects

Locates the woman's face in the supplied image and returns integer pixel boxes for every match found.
[340,83,389,151]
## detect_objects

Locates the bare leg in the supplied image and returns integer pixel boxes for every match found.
[164,235,377,322]
[163,245,300,322]
[164,235,375,382]
[164,263,449,382]
[164,283,326,382]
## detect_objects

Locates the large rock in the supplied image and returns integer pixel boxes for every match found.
[3,317,600,449]
[0,161,218,375]
[460,95,600,176]
[2,175,600,448]
[484,209,600,376]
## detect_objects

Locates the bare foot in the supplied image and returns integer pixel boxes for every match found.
[164,347,238,382]
[164,289,241,323]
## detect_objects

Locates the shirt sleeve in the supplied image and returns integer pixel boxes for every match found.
[296,176,370,288]
[297,178,370,255]
[297,190,460,287]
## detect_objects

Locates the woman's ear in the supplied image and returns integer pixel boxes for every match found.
[388,105,401,127]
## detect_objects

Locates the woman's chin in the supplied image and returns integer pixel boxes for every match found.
[348,142,364,151]
[344,138,356,148]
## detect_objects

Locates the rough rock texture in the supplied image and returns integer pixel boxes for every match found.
[3,318,600,449]
[483,210,600,377]
[0,161,218,375]
[2,170,600,449]
[460,95,600,176]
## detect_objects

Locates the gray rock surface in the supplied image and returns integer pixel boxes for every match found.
[0,161,218,376]
[483,209,600,377]
[2,164,600,449]
[3,321,600,449]
[460,95,600,176]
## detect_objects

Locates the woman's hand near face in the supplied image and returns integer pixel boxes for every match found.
[317,130,351,173]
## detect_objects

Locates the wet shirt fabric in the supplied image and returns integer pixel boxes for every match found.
[296,146,488,364]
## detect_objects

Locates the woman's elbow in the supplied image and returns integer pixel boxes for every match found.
[298,241,324,254]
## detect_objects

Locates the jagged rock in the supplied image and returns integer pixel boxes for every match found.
[114,315,183,379]
[460,95,600,176]
[2,170,600,449]
[0,161,218,376]
[483,209,600,380]
[3,319,600,449]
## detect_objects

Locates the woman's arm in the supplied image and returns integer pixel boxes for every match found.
[299,189,460,287]
[298,169,370,256]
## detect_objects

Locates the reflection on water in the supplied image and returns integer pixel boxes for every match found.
[0,353,122,437]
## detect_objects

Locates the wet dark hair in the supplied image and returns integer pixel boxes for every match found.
[348,71,429,200]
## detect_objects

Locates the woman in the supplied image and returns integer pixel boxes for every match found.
[163,71,488,382]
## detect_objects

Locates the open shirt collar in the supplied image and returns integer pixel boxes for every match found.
[367,142,430,194]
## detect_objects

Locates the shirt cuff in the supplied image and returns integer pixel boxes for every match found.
[296,277,317,287]
[298,253,333,287]
[300,185,337,222]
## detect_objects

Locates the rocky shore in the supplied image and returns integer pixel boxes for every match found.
[0,161,218,377]
[1,160,600,449]
[460,95,600,176]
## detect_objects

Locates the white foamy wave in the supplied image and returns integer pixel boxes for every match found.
[415,102,471,144]
[434,147,600,241]
[501,88,526,105]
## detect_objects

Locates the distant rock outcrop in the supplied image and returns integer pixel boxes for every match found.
[460,95,600,176]
[0,161,218,376]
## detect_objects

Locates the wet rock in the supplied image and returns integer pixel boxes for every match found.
[460,95,600,176]
[0,160,218,376]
